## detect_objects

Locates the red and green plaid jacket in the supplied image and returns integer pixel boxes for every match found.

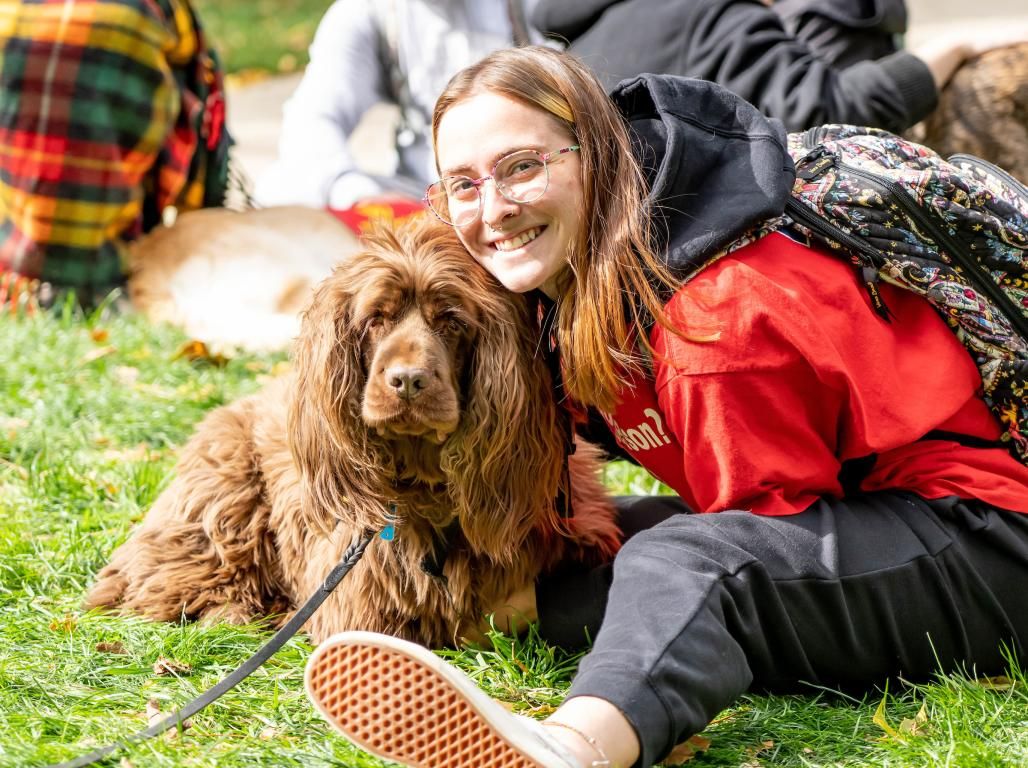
[0,0,229,305]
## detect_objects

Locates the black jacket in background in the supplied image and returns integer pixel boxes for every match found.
[531,0,936,134]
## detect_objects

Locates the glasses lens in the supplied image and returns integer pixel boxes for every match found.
[495,150,548,203]
[426,181,452,224]
[427,177,481,227]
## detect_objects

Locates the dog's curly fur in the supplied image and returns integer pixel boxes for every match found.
[86,218,619,646]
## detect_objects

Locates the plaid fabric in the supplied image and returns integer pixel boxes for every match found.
[0,0,229,301]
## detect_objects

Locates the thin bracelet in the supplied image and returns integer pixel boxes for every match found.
[542,720,613,768]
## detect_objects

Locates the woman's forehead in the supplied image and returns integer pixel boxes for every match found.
[435,92,570,173]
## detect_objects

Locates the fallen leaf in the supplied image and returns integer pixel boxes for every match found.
[95,641,127,654]
[153,657,192,676]
[898,702,929,737]
[224,69,271,89]
[0,456,29,480]
[665,734,712,764]
[873,696,903,741]
[977,675,1016,690]
[173,339,228,367]
[48,614,77,633]
[90,328,109,343]
[144,698,192,739]
[81,345,116,364]
[748,739,774,756]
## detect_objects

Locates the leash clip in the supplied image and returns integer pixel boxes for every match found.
[380,503,398,541]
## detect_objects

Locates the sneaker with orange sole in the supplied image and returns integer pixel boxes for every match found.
[305,631,586,768]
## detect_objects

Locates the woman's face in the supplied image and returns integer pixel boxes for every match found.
[434,91,584,298]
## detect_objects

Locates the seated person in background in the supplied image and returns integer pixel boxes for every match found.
[531,0,1028,134]
[0,0,231,311]
[254,0,545,213]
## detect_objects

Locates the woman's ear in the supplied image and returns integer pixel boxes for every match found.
[442,293,565,559]
[288,269,384,534]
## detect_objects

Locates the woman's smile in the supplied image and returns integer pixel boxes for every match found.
[492,225,544,252]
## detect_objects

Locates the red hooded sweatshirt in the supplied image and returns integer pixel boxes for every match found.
[600,233,1028,516]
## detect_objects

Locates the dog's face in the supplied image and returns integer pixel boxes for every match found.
[352,262,477,444]
[289,217,568,547]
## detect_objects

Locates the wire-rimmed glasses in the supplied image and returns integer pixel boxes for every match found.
[424,145,580,227]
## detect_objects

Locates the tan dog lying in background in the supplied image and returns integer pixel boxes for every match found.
[89,217,620,646]
[128,206,358,352]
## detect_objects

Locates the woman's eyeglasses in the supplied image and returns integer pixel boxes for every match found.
[424,145,580,227]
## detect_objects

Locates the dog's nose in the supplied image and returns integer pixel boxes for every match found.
[386,366,430,400]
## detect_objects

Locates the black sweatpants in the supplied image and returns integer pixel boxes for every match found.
[536,493,1028,768]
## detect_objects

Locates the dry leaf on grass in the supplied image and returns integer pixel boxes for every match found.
[874,698,930,740]
[48,614,77,633]
[152,657,192,676]
[95,641,127,655]
[664,734,711,764]
[977,675,1017,690]
[80,345,116,364]
[90,328,109,343]
[144,698,192,740]
[898,703,929,737]
[173,339,228,367]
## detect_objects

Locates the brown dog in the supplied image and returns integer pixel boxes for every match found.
[912,42,1028,182]
[87,217,619,646]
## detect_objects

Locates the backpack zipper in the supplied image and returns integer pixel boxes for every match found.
[947,153,1028,206]
[841,162,1028,341]
[783,195,894,319]
[792,147,1028,340]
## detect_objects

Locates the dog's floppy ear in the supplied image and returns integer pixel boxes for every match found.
[442,288,565,559]
[288,263,386,534]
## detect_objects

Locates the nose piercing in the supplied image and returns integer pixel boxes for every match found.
[486,212,514,233]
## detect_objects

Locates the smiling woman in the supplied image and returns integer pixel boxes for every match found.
[301,44,1028,768]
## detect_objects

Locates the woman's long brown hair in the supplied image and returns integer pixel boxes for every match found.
[431,46,681,411]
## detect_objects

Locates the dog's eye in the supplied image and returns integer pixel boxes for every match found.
[443,317,466,335]
[366,313,385,330]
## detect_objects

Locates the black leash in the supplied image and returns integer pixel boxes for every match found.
[46,530,376,768]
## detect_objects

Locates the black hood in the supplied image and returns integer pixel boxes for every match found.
[611,74,796,277]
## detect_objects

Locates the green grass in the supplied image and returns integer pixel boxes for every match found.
[4,304,1028,767]
[192,0,333,76]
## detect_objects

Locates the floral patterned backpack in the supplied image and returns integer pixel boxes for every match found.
[779,125,1028,463]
